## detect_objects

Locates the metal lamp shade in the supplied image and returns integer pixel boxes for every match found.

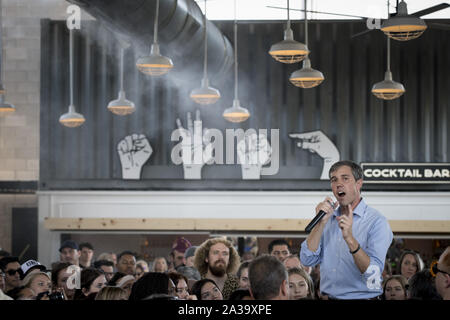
[0,95,15,116]
[223,99,250,123]
[269,28,309,64]
[289,58,324,88]
[107,90,136,115]
[372,71,405,100]
[381,1,427,41]
[190,78,221,105]
[59,105,85,128]
[136,44,173,76]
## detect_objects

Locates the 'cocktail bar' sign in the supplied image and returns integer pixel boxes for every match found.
[361,163,450,184]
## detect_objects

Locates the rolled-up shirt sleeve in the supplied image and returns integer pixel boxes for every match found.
[362,216,393,290]
[300,238,323,267]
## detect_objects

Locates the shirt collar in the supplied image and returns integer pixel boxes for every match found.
[333,198,366,217]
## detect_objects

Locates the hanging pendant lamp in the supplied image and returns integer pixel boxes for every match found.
[381,0,427,41]
[190,0,220,105]
[136,0,173,76]
[289,0,324,88]
[108,45,135,115]
[0,1,15,116]
[269,0,309,64]
[372,2,405,100]
[59,28,85,128]
[223,0,250,123]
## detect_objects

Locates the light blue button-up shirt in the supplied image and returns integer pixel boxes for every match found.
[300,198,393,299]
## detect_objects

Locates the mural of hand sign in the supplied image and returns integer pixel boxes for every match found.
[117,134,153,179]
[289,130,340,180]
[175,110,213,180]
[237,131,272,180]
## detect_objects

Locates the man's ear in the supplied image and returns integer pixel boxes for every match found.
[356,179,363,191]
[280,279,288,298]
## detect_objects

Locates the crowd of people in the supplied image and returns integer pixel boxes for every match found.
[1,161,448,301]
[0,237,448,301]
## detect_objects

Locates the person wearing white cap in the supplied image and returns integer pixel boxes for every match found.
[20,260,47,280]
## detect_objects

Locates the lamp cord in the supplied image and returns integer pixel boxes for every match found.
[69,28,74,106]
[0,0,3,88]
[203,0,208,80]
[154,0,159,44]
[304,0,308,47]
[234,0,238,100]
[287,0,290,29]
[387,0,390,72]
[120,46,124,91]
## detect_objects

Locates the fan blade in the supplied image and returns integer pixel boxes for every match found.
[429,22,450,31]
[411,3,450,17]
[266,5,369,19]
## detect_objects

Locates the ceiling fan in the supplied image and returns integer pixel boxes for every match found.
[267,1,450,40]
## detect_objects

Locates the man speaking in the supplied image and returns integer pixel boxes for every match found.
[300,160,393,299]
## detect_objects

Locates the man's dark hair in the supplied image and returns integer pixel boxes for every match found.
[128,272,169,300]
[0,256,20,271]
[108,272,127,286]
[79,242,94,251]
[117,251,136,261]
[94,260,114,269]
[408,269,441,300]
[329,160,363,181]
[229,288,252,300]
[268,239,291,254]
[248,254,287,300]
[51,262,72,287]
[0,250,11,259]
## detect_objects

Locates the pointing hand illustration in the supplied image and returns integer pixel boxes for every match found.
[289,130,340,180]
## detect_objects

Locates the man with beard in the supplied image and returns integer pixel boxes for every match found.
[300,160,392,300]
[194,238,240,300]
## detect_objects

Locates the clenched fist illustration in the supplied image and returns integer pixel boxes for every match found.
[117,134,153,180]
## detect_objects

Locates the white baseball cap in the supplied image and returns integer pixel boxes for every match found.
[20,260,46,279]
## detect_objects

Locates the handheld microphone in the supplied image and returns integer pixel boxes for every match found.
[305,201,336,233]
[305,210,327,233]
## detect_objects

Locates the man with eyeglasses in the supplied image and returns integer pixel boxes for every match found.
[0,256,21,295]
[433,246,450,300]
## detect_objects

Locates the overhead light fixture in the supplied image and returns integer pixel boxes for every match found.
[108,44,135,115]
[190,0,221,105]
[269,0,309,64]
[136,0,173,76]
[0,1,15,116]
[289,0,324,88]
[223,0,250,123]
[381,0,427,41]
[373,2,405,100]
[0,91,16,116]
[59,28,85,128]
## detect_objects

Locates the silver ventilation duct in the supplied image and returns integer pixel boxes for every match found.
[66,0,234,82]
